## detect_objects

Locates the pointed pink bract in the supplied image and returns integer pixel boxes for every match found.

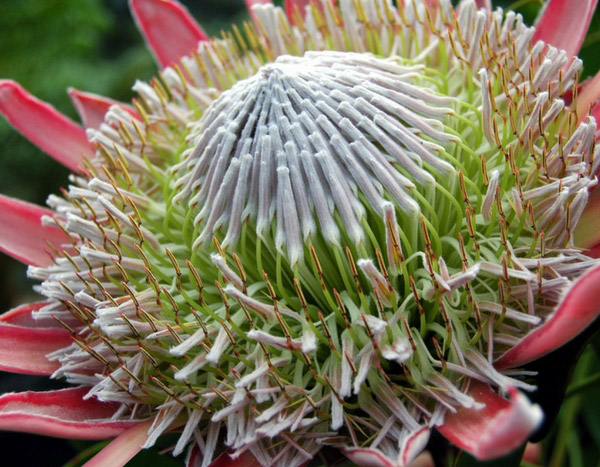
[437,382,543,461]
[129,0,208,68]
[0,195,70,267]
[68,88,139,130]
[532,0,598,58]
[0,80,94,173]
[0,388,142,439]
[495,264,600,369]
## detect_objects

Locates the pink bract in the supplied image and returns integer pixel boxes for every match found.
[0,388,143,439]
[0,80,93,173]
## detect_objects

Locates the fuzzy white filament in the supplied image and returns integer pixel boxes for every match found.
[176,51,458,263]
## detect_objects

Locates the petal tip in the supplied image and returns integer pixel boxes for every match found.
[438,382,543,461]
[129,0,208,68]
[0,81,93,172]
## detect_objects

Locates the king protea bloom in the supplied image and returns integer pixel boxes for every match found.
[1,0,600,466]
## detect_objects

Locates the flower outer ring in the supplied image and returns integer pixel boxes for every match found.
[29,1,599,464]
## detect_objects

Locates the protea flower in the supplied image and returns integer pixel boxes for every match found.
[1,0,600,466]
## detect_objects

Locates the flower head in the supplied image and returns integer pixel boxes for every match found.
[1,1,600,466]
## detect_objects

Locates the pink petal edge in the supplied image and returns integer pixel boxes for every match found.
[399,427,431,466]
[0,302,76,376]
[68,88,139,130]
[341,447,397,467]
[341,428,432,467]
[532,0,598,58]
[495,263,600,369]
[474,0,492,8]
[0,194,70,267]
[437,382,543,461]
[1,302,83,330]
[284,0,336,22]
[83,418,155,467]
[593,103,600,123]
[575,185,600,249]
[284,0,315,18]
[85,415,190,467]
[204,450,262,467]
[0,388,142,439]
[0,302,54,328]
[0,320,72,375]
[588,243,600,259]
[0,80,94,173]
[129,0,208,68]
[577,71,600,122]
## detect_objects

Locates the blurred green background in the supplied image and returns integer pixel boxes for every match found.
[0,0,255,312]
[0,1,599,466]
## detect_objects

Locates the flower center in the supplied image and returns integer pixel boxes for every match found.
[176,51,460,264]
